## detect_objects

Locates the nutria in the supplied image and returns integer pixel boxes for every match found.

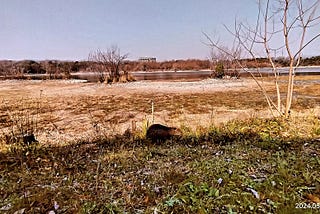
[146,124,181,143]
[22,133,38,145]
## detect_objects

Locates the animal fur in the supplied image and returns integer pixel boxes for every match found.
[22,134,38,145]
[146,124,181,143]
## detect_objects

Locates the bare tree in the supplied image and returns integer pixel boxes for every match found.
[204,0,320,117]
[89,45,129,83]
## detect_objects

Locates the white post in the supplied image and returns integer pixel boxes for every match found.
[151,100,154,124]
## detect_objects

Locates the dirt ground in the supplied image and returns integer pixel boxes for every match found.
[0,77,319,147]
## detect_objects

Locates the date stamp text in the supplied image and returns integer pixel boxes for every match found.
[295,202,320,209]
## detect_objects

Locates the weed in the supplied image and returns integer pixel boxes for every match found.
[0,98,39,147]
[312,117,320,135]
[135,117,151,139]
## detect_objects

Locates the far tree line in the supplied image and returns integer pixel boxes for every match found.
[1,55,320,77]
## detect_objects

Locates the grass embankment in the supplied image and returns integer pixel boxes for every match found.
[1,116,320,213]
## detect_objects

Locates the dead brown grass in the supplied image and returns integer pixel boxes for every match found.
[0,77,319,150]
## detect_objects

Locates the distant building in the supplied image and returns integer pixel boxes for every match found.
[138,57,157,62]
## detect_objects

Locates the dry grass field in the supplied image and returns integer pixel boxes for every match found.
[0,76,320,213]
[0,76,319,147]
[0,78,263,147]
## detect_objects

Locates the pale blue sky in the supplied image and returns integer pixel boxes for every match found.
[1,0,318,61]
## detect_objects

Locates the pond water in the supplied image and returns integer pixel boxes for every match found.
[71,66,320,82]
[13,67,319,82]
[71,70,212,82]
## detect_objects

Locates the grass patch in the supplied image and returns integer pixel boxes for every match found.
[1,116,319,213]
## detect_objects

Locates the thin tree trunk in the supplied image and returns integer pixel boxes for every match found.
[285,61,295,117]
[283,0,293,117]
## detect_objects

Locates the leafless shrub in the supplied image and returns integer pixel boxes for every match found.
[88,45,130,83]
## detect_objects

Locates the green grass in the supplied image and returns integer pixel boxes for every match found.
[1,116,319,213]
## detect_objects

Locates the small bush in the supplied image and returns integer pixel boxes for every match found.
[212,62,225,79]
